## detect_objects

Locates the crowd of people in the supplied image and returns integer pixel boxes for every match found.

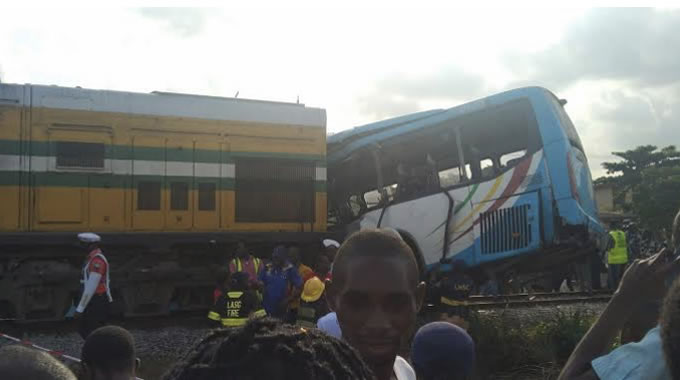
[2,209,680,379]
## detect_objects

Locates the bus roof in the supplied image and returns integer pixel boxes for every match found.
[328,86,551,164]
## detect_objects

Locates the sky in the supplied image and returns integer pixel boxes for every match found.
[1,7,679,178]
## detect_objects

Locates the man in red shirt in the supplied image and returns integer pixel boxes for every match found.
[75,233,113,339]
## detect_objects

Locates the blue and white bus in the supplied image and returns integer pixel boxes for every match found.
[327,87,606,285]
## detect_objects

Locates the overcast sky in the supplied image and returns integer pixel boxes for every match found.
[1,7,679,178]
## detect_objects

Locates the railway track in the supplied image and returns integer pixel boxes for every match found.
[465,290,612,309]
[2,291,613,332]
[423,290,612,313]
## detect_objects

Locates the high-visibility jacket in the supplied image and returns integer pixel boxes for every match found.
[82,249,112,299]
[296,300,323,328]
[207,291,266,327]
[229,256,262,288]
[231,257,262,273]
[608,230,629,264]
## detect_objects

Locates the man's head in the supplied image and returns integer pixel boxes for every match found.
[288,244,302,266]
[315,254,331,277]
[411,322,476,380]
[77,232,101,252]
[81,326,138,380]
[326,229,425,371]
[610,221,621,230]
[661,277,680,380]
[272,245,287,268]
[162,318,375,380]
[230,271,249,292]
[0,345,76,380]
[323,239,340,262]
[236,241,248,259]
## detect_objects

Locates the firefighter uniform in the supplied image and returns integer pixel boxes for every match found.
[75,233,112,339]
[208,290,266,327]
[296,276,327,328]
[439,272,475,330]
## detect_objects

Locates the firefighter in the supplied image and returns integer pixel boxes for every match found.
[208,272,265,327]
[296,276,329,328]
[74,233,112,339]
[439,260,475,330]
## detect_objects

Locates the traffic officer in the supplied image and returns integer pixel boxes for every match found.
[74,233,112,339]
[607,221,629,290]
[208,272,265,327]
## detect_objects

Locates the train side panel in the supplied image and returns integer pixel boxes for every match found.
[10,97,327,233]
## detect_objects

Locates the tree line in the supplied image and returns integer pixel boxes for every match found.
[595,145,680,233]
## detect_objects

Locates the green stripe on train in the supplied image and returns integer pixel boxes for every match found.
[0,139,325,163]
[0,171,327,191]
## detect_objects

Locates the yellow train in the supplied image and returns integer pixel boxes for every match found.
[0,83,328,321]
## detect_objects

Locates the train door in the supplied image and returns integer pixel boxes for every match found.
[132,135,165,230]
[0,85,24,230]
[165,137,193,230]
[193,140,220,230]
[34,127,112,231]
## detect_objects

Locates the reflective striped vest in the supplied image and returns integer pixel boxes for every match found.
[608,230,629,264]
[296,301,320,328]
[207,291,266,327]
[231,257,261,273]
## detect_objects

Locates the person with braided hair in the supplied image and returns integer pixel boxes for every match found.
[162,317,376,380]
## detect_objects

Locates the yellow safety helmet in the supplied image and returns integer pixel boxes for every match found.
[301,276,325,303]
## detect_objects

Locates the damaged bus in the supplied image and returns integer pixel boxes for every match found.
[327,86,606,287]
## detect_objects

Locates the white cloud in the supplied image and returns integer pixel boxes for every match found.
[1,7,677,180]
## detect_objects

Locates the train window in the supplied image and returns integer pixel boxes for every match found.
[170,182,189,210]
[137,181,161,210]
[56,141,105,169]
[198,183,216,211]
[235,158,315,223]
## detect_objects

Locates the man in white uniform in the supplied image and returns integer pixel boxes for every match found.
[75,233,113,339]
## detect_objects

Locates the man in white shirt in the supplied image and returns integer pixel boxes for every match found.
[326,229,424,380]
[317,311,342,339]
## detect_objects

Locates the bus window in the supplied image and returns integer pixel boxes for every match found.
[459,99,540,180]
[348,194,365,216]
[500,150,527,168]
[439,165,469,188]
[364,189,381,208]
[551,97,584,152]
[480,158,495,178]
[364,183,397,208]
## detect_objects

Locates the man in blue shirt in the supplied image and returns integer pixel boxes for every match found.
[258,245,302,319]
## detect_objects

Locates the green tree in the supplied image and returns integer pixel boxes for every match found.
[596,145,680,233]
